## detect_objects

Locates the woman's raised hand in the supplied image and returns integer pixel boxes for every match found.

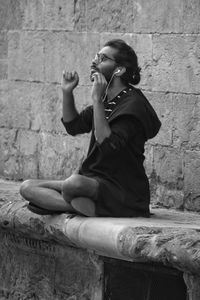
[61,71,79,93]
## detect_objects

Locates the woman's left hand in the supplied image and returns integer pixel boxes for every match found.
[91,72,107,103]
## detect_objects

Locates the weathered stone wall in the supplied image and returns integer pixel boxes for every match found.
[0,0,200,212]
[1,180,200,299]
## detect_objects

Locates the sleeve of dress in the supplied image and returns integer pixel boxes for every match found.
[95,115,142,156]
[61,105,93,136]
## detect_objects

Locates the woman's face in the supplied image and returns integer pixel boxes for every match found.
[90,46,119,82]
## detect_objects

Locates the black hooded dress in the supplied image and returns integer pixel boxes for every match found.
[62,86,161,217]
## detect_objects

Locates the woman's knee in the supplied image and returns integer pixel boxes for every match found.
[19,179,36,197]
[62,175,84,202]
[62,174,99,202]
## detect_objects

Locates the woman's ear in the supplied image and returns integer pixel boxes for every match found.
[114,66,126,76]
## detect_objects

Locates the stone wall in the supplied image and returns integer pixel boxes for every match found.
[0,0,200,212]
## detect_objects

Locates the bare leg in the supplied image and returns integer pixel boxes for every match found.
[20,175,99,216]
[62,174,99,216]
[20,179,74,212]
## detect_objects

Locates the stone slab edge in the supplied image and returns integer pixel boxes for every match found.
[0,180,200,275]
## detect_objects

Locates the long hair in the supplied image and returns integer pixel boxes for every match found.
[104,39,141,85]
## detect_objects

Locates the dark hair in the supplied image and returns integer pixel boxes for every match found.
[104,39,141,85]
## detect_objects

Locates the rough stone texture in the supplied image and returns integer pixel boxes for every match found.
[0,60,7,80]
[38,132,89,180]
[148,146,184,209]
[132,0,200,33]
[73,0,87,32]
[145,92,174,146]
[8,31,45,82]
[0,80,32,129]
[0,31,8,59]
[22,0,44,29]
[151,184,185,210]
[153,147,183,188]
[22,0,86,31]
[152,34,200,94]
[87,0,134,33]
[43,0,74,30]
[0,0,24,30]
[1,180,200,299]
[172,94,200,148]
[183,151,200,212]
[0,233,103,300]
[0,128,19,179]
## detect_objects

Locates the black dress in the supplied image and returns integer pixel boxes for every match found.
[62,86,161,217]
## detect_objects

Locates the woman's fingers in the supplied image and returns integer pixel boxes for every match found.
[63,71,77,81]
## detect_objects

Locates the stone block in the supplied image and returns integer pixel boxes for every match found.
[0,128,19,179]
[73,85,93,111]
[15,128,49,179]
[146,92,200,149]
[144,144,154,178]
[22,0,44,29]
[43,0,74,30]
[151,184,184,209]
[55,249,102,299]
[1,81,30,129]
[0,0,24,30]
[182,0,200,33]
[0,80,92,135]
[30,83,92,133]
[14,129,39,180]
[8,31,45,82]
[17,130,38,156]
[31,83,62,133]
[153,146,184,188]
[0,227,103,300]
[0,80,8,127]
[74,0,87,32]
[100,33,153,89]
[183,151,200,212]
[132,0,200,33]
[0,126,39,180]
[0,32,8,80]
[44,32,100,85]
[22,0,86,31]
[0,81,39,130]
[0,31,8,59]
[38,132,89,179]
[132,0,183,33]
[152,35,200,93]
[144,91,173,146]
[0,81,61,133]
[172,94,200,148]
[18,156,38,180]
[0,60,7,80]
[87,0,134,33]
[0,240,56,299]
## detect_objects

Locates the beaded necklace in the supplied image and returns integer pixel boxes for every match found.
[104,85,133,119]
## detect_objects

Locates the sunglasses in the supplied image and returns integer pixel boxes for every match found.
[94,53,116,64]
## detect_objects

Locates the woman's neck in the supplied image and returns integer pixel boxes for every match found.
[107,80,127,102]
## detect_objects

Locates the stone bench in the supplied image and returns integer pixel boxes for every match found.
[0,179,200,299]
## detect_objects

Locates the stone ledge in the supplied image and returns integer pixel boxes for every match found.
[0,179,200,276]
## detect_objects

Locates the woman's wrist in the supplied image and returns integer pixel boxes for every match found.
[92,95,103,104]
